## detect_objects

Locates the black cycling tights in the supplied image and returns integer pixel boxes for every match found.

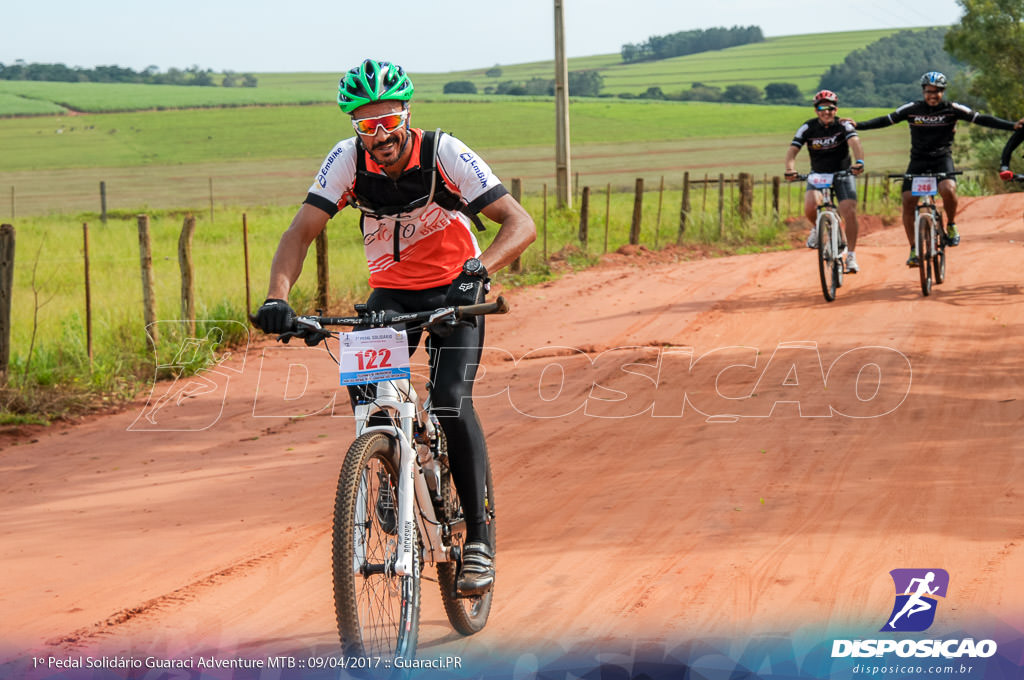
[346,285,491,547]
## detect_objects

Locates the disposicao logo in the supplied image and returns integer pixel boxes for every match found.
[881,568,948,632]
[831,569,998,660]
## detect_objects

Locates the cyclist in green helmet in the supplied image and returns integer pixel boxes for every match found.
[256,58,536,596]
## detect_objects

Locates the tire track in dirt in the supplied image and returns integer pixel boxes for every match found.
[44,527,328,652]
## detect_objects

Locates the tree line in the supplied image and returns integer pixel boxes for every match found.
[621,25,765,63]
[0,61,258,87]
[817,28,961,107]
[445,70,604,97]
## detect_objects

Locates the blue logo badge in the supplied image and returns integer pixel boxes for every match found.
[881,569,949,632]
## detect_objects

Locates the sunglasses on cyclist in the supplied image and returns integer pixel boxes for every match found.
[923,88,944,95]
[351,110,409,136]
[816,105,837,112]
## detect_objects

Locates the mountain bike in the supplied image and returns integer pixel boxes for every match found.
[889,171,960,296]
[263,297,508,659]
[790,171,851,302]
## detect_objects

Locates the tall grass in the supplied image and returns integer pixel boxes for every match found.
[0,168,935,421]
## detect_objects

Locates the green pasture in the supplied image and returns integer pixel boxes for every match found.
[0,98,900,172]
[0,28,915,117]
[0,97,908,219]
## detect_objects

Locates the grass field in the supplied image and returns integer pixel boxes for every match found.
[0,99,909,219]
[0,26,960,418]
[0,28,911,117]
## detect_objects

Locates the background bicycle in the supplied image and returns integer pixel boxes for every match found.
[790,171,852,302]
[889,171,960,296]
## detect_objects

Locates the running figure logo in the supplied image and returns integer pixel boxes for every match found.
[881,569,949,632]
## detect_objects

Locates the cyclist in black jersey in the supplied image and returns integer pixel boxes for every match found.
[998,124,1024,181]
[785,89,865,273]
[852,71,1016,265]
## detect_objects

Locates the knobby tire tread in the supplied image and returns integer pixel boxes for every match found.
[333,431,421,658]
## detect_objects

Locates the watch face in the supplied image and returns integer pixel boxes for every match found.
[464,258,483,275]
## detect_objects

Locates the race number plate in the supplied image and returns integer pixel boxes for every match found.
[911,176,938,196]
[807,173,834,188]
[338,328,411,385]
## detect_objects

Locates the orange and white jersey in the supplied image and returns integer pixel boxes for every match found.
[304,128,508,290]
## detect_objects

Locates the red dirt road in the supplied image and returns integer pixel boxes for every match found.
[2,194,1023,671]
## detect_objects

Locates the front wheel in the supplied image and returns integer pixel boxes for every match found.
[436,434,496,635]
[817,210,841,302]
[333,432,420,658]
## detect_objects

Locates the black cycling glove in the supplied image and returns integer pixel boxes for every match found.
[444,272,487,308]
[254,298,296,333]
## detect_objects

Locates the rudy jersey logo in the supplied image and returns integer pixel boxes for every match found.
[881,569,949,632]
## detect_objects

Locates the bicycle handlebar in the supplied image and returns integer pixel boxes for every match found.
[257,296,511,345]
[785,170,855,182]
[887,171,963,180]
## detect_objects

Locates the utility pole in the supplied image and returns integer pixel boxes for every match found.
[554,0,572,209]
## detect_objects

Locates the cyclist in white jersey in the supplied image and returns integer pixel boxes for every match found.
[255,59,536,595]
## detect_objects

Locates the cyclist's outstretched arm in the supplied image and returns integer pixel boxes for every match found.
[970,112,1016,132]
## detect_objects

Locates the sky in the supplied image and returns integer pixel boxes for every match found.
[2,0,964,75]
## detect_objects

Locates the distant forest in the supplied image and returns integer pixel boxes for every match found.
[621,26,765,63]
[817,28,962,106]
[0,61,257,87]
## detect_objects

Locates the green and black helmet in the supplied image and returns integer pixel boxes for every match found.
[338,59,414,114]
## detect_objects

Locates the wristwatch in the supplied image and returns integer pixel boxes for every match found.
[462,257,488,278]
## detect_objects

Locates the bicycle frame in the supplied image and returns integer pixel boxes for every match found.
[353,379,457,576]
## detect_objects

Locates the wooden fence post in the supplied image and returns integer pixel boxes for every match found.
[510,178,522,272]
[772,176,781,219]
[738,172,754,220]
[0,224,13,385]
[315,229,329,311]
[654,176,665,248]
[242,213,252,319]
[678,172,690,243]
[718,173,726,239]
[82,223,93,363]
[179,214,196,336]
[578,186,590,248]
[861,173,869,212]
[629,178,644,245]
[542,183,548,261]
[137,214,158,345]
[604,183,611,254]
[100,181,108,224]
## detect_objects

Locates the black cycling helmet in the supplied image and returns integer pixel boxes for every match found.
[920,71,947,89]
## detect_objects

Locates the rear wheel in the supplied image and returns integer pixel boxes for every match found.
[933,210,946,285]
[917,211,933,296]
[436,432,496,635]
[817,210,840,302]
[333,432,420,658]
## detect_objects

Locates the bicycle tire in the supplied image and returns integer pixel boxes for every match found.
[436,432,496,635]
[933,210,946,285]
[917,211,933,296]
[333,431,420,658]
[817,210,839,302]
